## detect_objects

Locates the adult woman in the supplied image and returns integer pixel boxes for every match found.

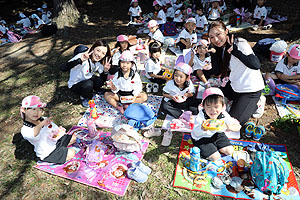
[208,21,264,125]
[61,40,111,107]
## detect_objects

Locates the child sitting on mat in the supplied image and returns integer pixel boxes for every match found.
[104,51,147,114]
[191,88,241,161]
[20,95,77,164]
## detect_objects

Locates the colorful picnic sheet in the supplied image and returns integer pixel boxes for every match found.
[173,133,300,199]
[77,94,163,128]
[34,126,149,196]
[272,96,300,118]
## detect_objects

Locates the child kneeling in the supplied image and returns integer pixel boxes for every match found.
[191,88,241,161]
[20,95,77,164]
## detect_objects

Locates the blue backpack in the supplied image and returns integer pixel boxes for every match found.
[124,103,157,130]
[161,21,177,36]
[251,151,289,195]
[275,84,300,105]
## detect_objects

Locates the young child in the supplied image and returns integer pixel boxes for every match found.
[37,7,50,24]
[175,17,197,50]
[145,42,168,92]
[30,14,45,30]
[195,5,208,33]
[265,44,300,88]
[161,62,201,118]
[42,3,52,19]
[60,40,111,107]
[189,39,215,86]
[16,13,31,28]
[20,95,77,164]
[145,20,164,46]
[128,0,143,23]
[173,8,184,28]
[208,0,223,21]
[248,0,267,28]
[104,51,147,114]
[191,87,241,161]
[0,19,8,35]
[111,35,130,74]
[153,0,166,25]
[173,0,183,11]
[166,1,175,22]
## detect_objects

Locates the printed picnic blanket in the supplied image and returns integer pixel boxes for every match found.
[34,126,149,196]
[77,94,163,128]
[173,134,300,199]
[272,96,300,118]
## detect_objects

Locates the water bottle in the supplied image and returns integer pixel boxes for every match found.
[87,117,97,139]
[189,147,201,172]
[236,15,241,27]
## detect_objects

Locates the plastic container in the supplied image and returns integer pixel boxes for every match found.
[189,147,201,172]
[270,51,285,62]
[87,118,98,139]
[269,40,287,62]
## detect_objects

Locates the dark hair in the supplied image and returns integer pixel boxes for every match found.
[203,94,225,107]
[208,21,232,77]
[195,5,203,11]
[114,41,130,51]
[149,42,161,55]
[89,40,111,64]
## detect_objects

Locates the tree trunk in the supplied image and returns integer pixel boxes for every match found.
[52,0,80,29]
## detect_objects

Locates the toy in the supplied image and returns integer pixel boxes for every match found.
[49,126,66,141]
[162,69,174,80]
[120,96,134,104]
[202,119,225,131]
[87,117,98,139]
[174,95,187,103]
[88,100,98,119]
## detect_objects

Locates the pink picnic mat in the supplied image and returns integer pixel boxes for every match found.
[33,126,149,196]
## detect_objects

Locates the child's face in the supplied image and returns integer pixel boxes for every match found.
[120,61,132,73]
[257,0,265,6]
[174,70,187,86]
[133,2,138,7]
[203,101,223,119]
[196,45,208,54]
[149,26,158,33]
[120,41,128,51]
[212,2,219,8]
[151,51,161,60]
[288,54,300,65]
[92,46,107,62]
[196,9,203,15]
[23,107,43,121]
[185,22,196,32]
[154,5,160,10]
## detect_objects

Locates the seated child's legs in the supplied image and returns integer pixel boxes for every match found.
[68,134,77,146]
[219,145,234,156]
[192,137,219,160]
[208,151,222,161]
[176,41,187,50]
[104,91,119,107]
[133,92,148,103]
[71,79,94,99]
[66,148,76,161]
[161,99,183,118]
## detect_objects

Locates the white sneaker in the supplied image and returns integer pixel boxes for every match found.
[161,129,173,146]
[252,95,266,118]
[143,126,162,138]
[252,25,258,31]
[146,83,153,93]
[152,83,159,93]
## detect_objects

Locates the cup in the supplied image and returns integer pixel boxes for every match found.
[237,159,245,172]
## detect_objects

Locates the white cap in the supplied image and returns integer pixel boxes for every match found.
[19,13,26,18]
[42,3,47,8]
[269,40,287,53]
[37,8,43,12]
[185,17,196,24]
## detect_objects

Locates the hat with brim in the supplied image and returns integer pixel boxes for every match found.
[21,95,47,108]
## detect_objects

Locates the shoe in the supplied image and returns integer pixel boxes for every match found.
[253,125,265,141]
[218,172,232,185]
[211,176,223,189]
[143,126,162,137]
[252,25,258,31]
[245,122,255,138]
[230,176,243,192]
[146,83,153,93]
[131,161,152,175]
[81,98,90,108]
[127,167,148,183]
[161,129,173,146]
[252,95,266,118]
[263,24,272,30]
[152,83,159,93]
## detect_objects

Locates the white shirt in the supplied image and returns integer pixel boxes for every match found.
[176,29,197,44]
[112,50,122,66]
[157,9,166,24]
[148,28,164,43]
[191,109,237,140]
[253,5,267,20]
[145,58,161,79]
[193,55,212,71]
[68,53,105,88]
[173,3,183,10]
[16,17,31,28]
[21,119,58,160]
[208,8,221,20]
[42,13,51,24]
[166,7,175,18]
[112,71,143,96]
[34,18,45,29]
[195,14,208,29]
[129,6,142,17]
[173,10,183,22]
[229,38,265,93]
[163,79,195,102]
[275,57,300,76]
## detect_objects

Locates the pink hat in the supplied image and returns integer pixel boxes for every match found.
[119,50,134,62]
[117,35,128,42]
[288,44,300,60]
[131,0,138,3]
[202,87,224,102]
[197,39,209,47]
[153,0,162,6]
[187,8,192,15]
[185,17,196,24]
[148,20,158,28]
[174,62,193,76]
[21,95,47,108]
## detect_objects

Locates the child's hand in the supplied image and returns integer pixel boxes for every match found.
[112,47,120,55]
[103,57,111,72]
[109,80,117,91]
[226,123,241,132]
[41,117,52,127]
[209,48,216,53]
[81,51,93,62]
[226,34,234,54]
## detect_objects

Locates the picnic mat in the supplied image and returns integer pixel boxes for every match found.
[34,126,149,196]
[272,96,300,118]
[77,94,163,128]
[173,133,300,199]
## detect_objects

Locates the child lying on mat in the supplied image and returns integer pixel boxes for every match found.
[104,50,147,114]
[20,95,77,164]
[191,88,241,161]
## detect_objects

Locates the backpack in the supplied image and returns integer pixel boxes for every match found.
[251,151,289,195]
[7,31,22,43]
[161,21,177,36]
[275,84,300,105]
[85,140,107,165]
[111,124,142,152]
[124,103,157,130]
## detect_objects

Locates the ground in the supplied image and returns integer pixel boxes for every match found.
[0,0,300,199]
